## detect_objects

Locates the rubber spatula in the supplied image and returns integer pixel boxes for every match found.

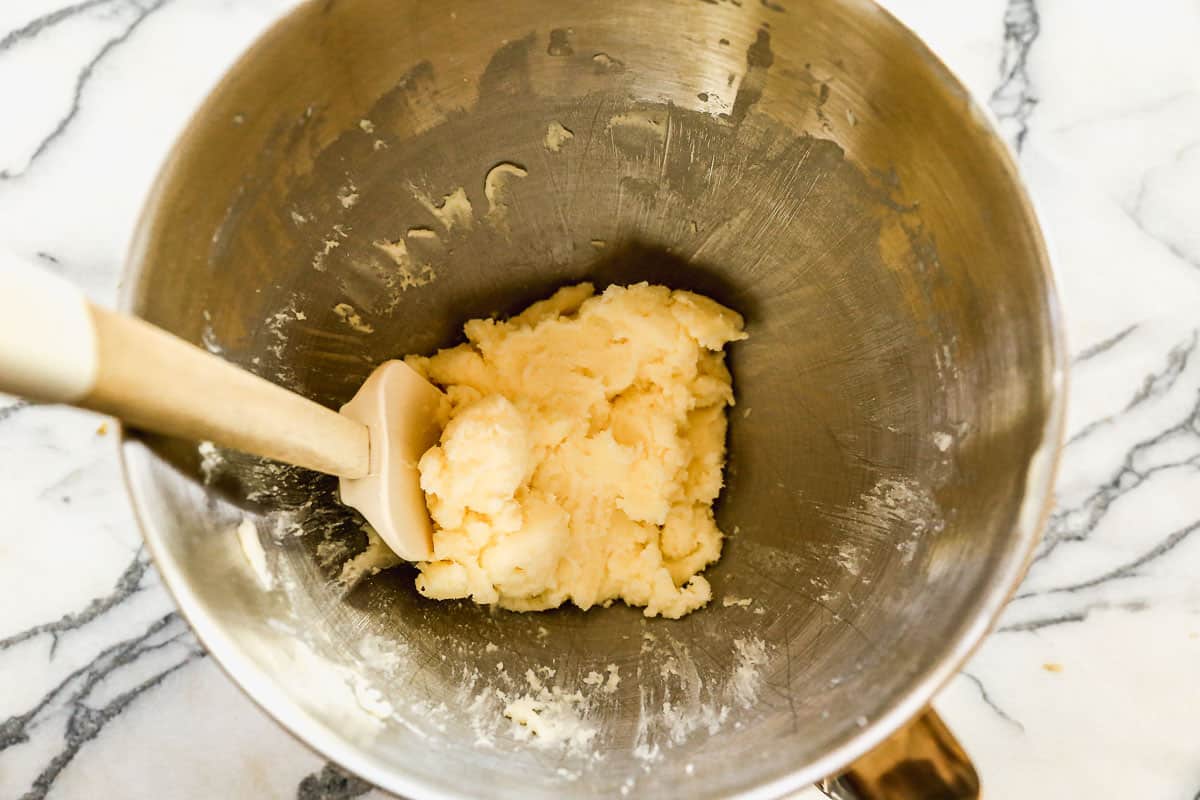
[0,257,446,561]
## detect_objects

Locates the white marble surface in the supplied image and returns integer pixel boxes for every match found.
[1,1,1198,798]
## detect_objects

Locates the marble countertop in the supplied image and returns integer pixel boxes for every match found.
[1,1,1198,798]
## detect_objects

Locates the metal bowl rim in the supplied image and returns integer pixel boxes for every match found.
[115,0,1069,795]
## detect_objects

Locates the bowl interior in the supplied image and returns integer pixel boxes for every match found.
[123,0,1063,797]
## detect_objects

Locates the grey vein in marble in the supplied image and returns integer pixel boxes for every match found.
[999,596,1160,634]
[959,673,1024,732]
[1072,324,1138,365]
[0,0,172,181]
[0,0,114,53]
[1032,331,1200,567]
[1126,142,1200,271]
[2,613,203,800]
[0,401,29,422]
[1040,518,1200,598]
[0,553,150,655]
[989,0,1040,151]
[1065,330,1197,448]
[997,609,1087,634]
[297,764,375,800]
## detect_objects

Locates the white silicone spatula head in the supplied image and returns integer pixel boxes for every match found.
[338,361,446,561]
[0,256,445,562]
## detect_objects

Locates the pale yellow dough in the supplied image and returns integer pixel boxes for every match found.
[406,283,746,618]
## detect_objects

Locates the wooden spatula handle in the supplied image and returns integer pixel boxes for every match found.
[0,258,370,479]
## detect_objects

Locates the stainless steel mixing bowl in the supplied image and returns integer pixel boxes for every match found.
[120,0,1065,797]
